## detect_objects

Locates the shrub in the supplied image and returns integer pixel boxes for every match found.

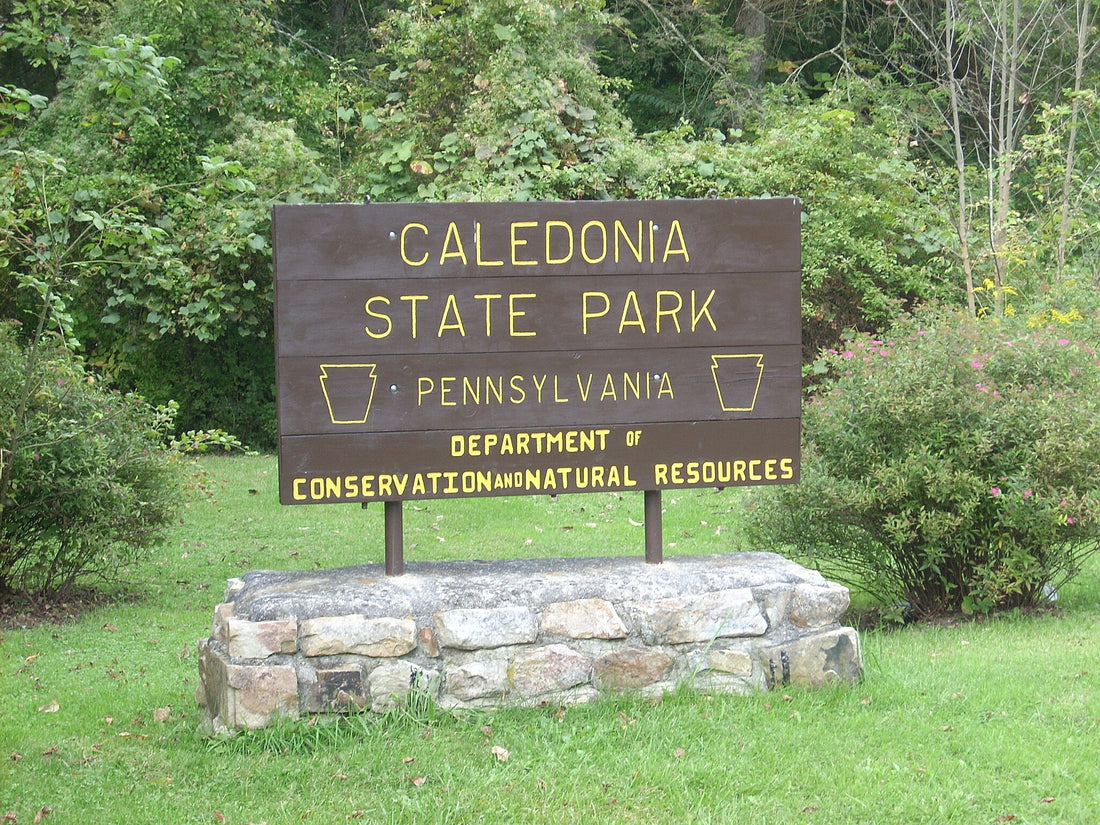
[743,307,1100,617]
[0,324,182,595]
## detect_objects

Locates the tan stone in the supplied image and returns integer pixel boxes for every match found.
[299,615,416,657]
[627,588,767,644]
[509,644,591,697]
[541,598,628,639]
[706,648,753,677]
[788,583,850,628]
[210,602,234,645]
[594,648,673,690]
[227,617,298,660]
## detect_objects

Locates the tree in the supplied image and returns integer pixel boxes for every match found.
[881,0,1100,312]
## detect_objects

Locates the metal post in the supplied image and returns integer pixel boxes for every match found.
[644,489,663,564]
[384,500,404,576]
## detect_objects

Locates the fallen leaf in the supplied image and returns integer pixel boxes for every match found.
[153,707,171,723]
[673,748,685,758]
[38,700,59,714]
[1040,797,1055,804]
[995,816,1016,822]
[33,808,49,824]
[23,654,38,665]
[402,757,416,764]
[536,777,548,791]
[213,812,227,824]
[10,752,22,762]
[3,812,16,823]
[41,746,59,756]
[410,776,427,787]
[860,696,873,706]
[491,746,511,762]
[104,716,114,726]
[481,725,493,738]
[102,623,118,632]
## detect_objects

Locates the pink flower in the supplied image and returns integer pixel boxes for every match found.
[1058,339,1070,346]
[970,360,984,370]
[1067,517,1076,525]
[1022,490,1033,499]
[991,487,1001,497]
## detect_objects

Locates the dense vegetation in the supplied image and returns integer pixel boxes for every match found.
[2,0,1099,606]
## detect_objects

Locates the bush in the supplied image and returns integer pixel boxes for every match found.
[0,324,182,595]
[743,307,1100,617]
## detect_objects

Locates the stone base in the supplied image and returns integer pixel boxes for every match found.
[196,553,861,731]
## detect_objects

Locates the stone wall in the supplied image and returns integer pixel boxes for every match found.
[197,553,862,731]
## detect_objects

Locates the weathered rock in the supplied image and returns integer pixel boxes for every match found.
[627,588,766,644]
[788,583,850,628]
[593,648,673,690]
[227,617,298,660]
[541,598,628,639]
[198,640,298,730]
[299,615,416,658]
[509,644,591,697]
[369,662,440,712]
[758,627,863,688]
[444,659,509,702]
[434,606,538,650]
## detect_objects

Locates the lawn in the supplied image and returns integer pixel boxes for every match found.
[2,455,1098,824]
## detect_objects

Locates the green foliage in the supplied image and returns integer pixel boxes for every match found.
[604,88,960,354]
[353,0,632,201]
[745,307,1100,617]
[0,324,182,594]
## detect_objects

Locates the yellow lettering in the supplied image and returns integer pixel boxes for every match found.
[618,290,646,334]
[614,220,643,263]
[582,292,610,334]
[662,219,690,262]
[439,221,468,265]
[475,293,502,336]
[508,293,537,337]
[474,222,503,266]
[581,220,607,263]
[293,478,307,501]
[400,223,429,266]
[655,290,683,333]
[545,220,574,264]
[691,289,717,331]
[510,221,538,265]
[437,294,467,337]
[417,376,434,405]
[364,296,393,339]
[439,376,457,406]
[401,294,428,339]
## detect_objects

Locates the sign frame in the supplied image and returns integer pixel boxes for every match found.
[273,198,802,572]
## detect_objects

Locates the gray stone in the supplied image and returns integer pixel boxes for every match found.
[705,648,754,677]
[627,588,766,644]
[210,602,234,645]
[593,648,673,690]
[434,606,538,650]
[299,615,416,658]
[227,617,298,660]
[788,583,850,628]
[444,659,509,701]
[509,644,591,697]
[758,627,862,688]
[369,662,440,712]
[541,598,628,639]
[198,640,298,730]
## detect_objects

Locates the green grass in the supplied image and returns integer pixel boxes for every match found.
[2,455,1099,824]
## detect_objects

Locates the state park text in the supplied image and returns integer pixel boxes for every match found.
[273,199,802,504]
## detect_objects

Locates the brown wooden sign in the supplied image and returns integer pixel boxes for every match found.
[274,199,801,504]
